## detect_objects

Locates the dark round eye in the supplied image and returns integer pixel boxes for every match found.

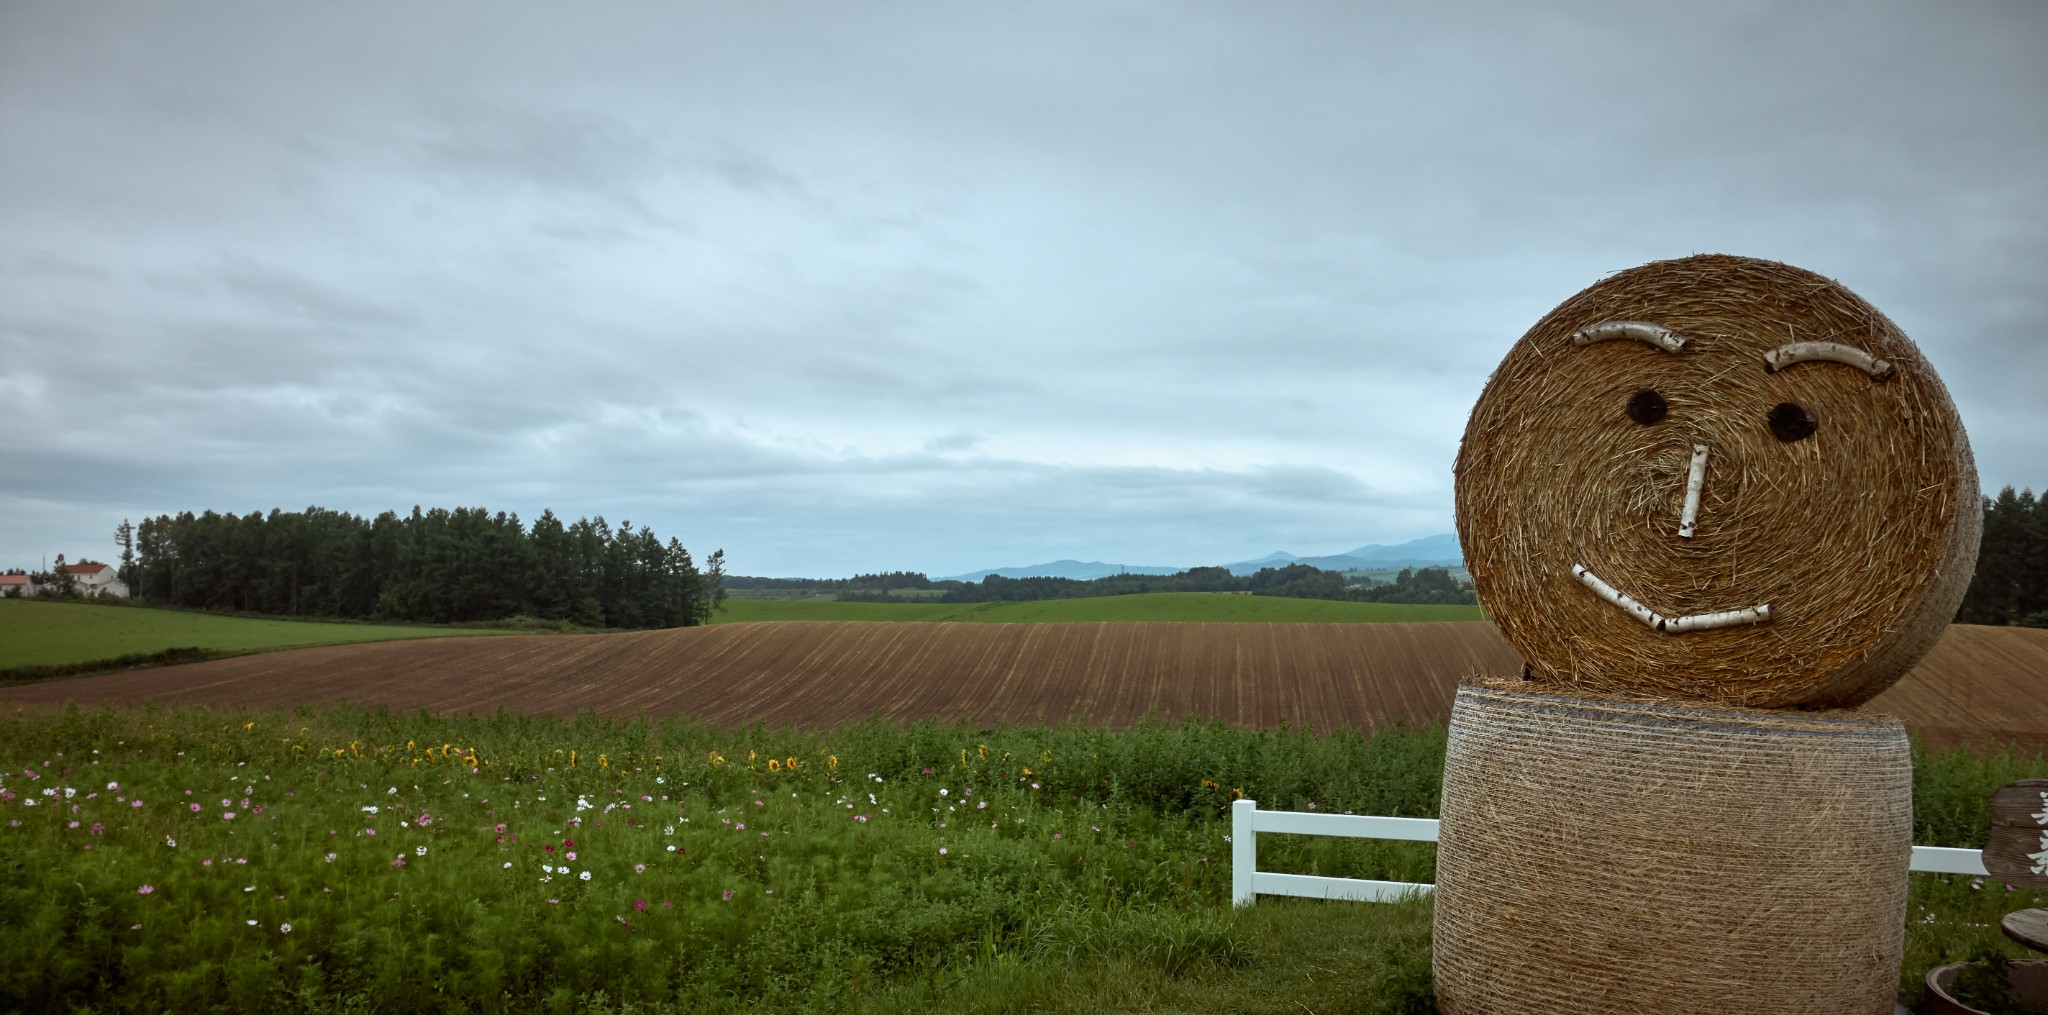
[1626,390,1667,425]
[1767,401,1818,442]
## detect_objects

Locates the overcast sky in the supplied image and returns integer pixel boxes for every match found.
[3,1,2043,579]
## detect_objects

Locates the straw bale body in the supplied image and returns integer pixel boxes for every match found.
[1455,253,1978,708]
[1432,683,1912,1015]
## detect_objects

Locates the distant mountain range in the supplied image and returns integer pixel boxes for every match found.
[939,534,1463,582]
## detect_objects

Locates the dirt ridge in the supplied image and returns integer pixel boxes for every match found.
[3,621,2042,748]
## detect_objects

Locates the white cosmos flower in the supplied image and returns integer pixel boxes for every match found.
[579,871,591,881]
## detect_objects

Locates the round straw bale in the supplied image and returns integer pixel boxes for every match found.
[1455,253,1978,708]
[1432,681,1912,1015]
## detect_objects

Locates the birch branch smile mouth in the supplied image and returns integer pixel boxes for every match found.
[1572,563,1772,633]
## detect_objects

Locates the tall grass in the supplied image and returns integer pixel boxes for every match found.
[1,703,2039,1012]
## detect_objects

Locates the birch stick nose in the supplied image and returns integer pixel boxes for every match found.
[1678,444,1709,538]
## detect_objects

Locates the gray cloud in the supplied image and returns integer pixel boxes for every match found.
[2,0,2042,577]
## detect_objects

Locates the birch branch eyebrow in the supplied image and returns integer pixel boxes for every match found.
[1570,321,1685,353]
[1762,340,1896,381]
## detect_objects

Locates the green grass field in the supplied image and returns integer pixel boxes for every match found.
[0,599,499,670]
[1,705,2038,1013]
[710,593,1485,625]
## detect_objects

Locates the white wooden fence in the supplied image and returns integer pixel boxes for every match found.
[1229,798,1992,907]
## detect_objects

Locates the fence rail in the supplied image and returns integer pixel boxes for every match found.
[1229,798,1991,907]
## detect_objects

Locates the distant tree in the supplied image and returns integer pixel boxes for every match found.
[128,503,720,629]
[46,554,79,597]
[1350,566,1475,605]
[1957,486,2045,626]
[115,519,136,589]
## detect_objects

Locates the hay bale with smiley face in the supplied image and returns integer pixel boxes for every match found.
[1455,253,1979,709]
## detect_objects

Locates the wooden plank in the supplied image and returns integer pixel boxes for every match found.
[1911,845,1991,876]
[1986,780,2048,891]
[1252,810,1440,842]
[2004,909,2048,954]
[1992,779,2048,827]
[1251,871,1433,903]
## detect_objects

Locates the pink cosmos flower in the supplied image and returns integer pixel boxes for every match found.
[190,803,202,813]
[414,813,432,827]
[222,812,236,820]
[131,800,143,808]
[494,823,506,833]
[565,852,576,861]
[137,885,154,895]
[633,899,648,911]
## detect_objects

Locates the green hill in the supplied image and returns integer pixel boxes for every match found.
[709,592,1484,624]
[0,599,505,670]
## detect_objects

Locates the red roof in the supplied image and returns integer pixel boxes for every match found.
[62,563,111,575]
[0,575,29,585]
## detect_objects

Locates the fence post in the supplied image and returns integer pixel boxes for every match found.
[1232,798,1256,907]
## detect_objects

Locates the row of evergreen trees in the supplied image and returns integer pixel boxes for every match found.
[1957,486,2047,627]
[929,563,1476,605]
[127,507,723,629]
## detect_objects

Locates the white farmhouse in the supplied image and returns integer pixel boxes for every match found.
[0,574,34,597]
[62,562,130,598]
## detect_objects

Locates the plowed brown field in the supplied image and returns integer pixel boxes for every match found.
[3,621,2043,748]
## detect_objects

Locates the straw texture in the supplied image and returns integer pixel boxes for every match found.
[1455,253,1979,708]
[1433,682,1912,1015]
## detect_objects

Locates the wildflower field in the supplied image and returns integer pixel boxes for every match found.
[2,704,2042,1013]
